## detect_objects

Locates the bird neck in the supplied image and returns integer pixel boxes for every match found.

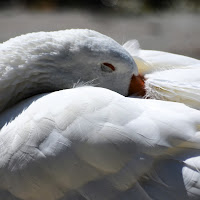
[0,65,72,113]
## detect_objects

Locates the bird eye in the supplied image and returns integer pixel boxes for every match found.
[101,63,116,73]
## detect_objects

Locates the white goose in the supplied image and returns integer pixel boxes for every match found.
[0,29,200,200]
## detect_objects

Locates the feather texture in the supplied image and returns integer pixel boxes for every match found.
[123,40,200,109]
[0,87,200,199]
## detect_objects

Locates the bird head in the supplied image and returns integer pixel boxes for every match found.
[0,29,145,113]
[40,29,140,96]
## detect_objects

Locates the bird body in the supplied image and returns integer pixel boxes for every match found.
[0,30,200,199]
[1,87,200,200]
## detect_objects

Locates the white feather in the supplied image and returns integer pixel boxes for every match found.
[0,87,200,200]
[1,31,200,200]
[124,39,200,109]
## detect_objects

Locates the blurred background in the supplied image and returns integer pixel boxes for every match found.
[0,0,200,58]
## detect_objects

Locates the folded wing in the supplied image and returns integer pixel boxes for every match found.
[1,87,200,200]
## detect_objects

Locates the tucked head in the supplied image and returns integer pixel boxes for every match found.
[32,29,138,96]
[0,29,141,112]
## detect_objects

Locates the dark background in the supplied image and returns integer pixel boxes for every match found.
[1,0,200,12]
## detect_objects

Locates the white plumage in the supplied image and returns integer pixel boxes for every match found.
[0,29,136,113]
[0,29,200,200]
[123,40,200,109]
